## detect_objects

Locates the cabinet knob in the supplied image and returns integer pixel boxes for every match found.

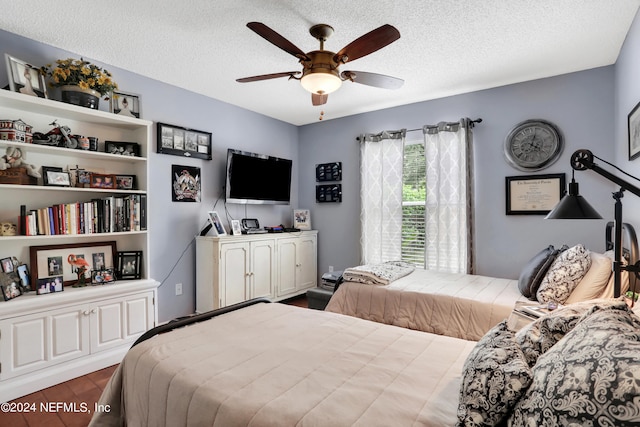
[83,310,90,316]
[91,308,97,314]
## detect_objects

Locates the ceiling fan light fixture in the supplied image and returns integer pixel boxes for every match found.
[300,70,342,95]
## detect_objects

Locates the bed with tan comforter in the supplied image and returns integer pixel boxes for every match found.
[325,268,525,341]
[89,301,476,427]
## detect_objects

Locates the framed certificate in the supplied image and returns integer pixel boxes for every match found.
[505,174,565,215]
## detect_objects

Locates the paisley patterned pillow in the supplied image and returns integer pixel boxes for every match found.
[509,306,640,426]
[456,321,532,427]
[515,298,629,367]
[536,244,591,304]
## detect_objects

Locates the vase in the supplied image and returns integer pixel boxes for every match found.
[60,85,101,109]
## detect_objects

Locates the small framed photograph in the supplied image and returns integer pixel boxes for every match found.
[90,173,117,189]
[5,54,47,98]
[42,166,71,187]
[91,268,115,285]
[105,141,141,157]
[1,257,14,273]
[293,209,311,230]
[1,281,22,301]
[231,219,242,236]
[628,101,640,160]
[16,264,31,293]
[157,122,212,160]
[208,211,227,236]
[115,174,136,190]
[36,276,63,295]
[116,251,142,280]
[110,90,141,118]
[505,174,566,215]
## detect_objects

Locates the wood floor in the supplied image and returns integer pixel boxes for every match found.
[0,295,308,427]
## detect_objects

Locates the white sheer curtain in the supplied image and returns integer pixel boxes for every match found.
[423,119,474,274]
[359,130,405,264]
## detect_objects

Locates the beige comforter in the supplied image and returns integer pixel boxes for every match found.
[326,269,524,341]
[90,302,476,427]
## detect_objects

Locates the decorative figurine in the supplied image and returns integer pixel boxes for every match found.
[0,146,41,177]
[68,254,90,287]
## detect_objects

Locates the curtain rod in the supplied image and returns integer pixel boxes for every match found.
[406,118,483,133]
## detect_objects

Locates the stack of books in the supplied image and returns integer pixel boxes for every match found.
[20,194,146,236]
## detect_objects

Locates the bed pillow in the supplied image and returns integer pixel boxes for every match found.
[517,245,560,300]
[509,306,640,426]
[515,298,628,367]
[564,251,612,304]
[536,244,591,304]
[456,321,532,427]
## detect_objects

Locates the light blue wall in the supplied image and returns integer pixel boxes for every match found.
[299,67,615,280]
[0,29,299,322]
[3,11,639,320]
[615,8,640,231]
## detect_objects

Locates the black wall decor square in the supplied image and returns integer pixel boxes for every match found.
[316,184,342,203]
[316,162,342,182]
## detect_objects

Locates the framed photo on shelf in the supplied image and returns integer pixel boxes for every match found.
[42,166,71,187]
[109,90,141,118]
[231,219,242,236]
[4,54,47,98]
[208,211,227,236]
[36,276,63,295]
[293,209,311,230]
[115,174,136,190]
[116,251,142,280]
[1,280,23,300]
[1,257,14,273]
[628,101,640,160]
[157,122,212,160]
[90,173,117,189]
[91,268,115,284]
[29,241,117,288]
[105,141,140,157]
[505,174,566,215]
[16,264,31,292]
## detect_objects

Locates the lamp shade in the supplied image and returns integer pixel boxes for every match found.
[300,71,342,95]
[545,179,602,219]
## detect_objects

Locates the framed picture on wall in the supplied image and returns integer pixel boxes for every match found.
[157,122,212,160]
[505,174,565,215]
[628,101,640,160]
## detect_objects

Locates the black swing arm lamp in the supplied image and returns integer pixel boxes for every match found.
[546,149,640,298]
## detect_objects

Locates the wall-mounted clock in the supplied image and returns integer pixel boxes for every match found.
[504,119,564,171]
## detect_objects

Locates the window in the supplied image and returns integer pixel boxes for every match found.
[402,140,426,266]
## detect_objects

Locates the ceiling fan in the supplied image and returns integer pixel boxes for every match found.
[236,22,403,106]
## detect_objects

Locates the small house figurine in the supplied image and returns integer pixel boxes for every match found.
[0,119,33,144]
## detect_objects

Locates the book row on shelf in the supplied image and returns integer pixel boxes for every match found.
[19,194,147,236]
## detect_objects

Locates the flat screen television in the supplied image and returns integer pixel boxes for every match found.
[225,149,292,204]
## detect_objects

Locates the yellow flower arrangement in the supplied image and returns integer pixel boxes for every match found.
[41,58,118,97]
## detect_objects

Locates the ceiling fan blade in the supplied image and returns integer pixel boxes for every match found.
[341,70,404,90]
[312,93,328,106]
[334,24,400,64]
[247,22,309,60]
[236,71,300,83]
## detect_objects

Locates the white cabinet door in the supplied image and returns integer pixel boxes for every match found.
[90,291,155,353]
[296,234,317,291]
[0,305,89,380]
[277,239,298,297]
[220,242,249,307]
[250,239,276,300]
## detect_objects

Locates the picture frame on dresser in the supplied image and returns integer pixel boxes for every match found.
[29,241,117,288]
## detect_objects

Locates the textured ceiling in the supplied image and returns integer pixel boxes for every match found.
[1,0,639,125]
